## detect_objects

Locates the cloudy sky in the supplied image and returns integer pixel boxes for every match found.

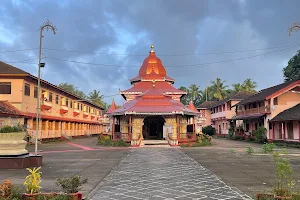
[1,0,300,105]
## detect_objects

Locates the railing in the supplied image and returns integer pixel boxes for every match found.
[211,111,227,119]
[236,106,271,116]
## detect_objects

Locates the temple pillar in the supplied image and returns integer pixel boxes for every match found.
[131,117,143,146]
[165,117,178,146]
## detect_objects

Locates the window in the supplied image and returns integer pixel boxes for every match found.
[70,100,72,108]
[49,92,53,102]
[273,97,278,105]
[0,82,11,94]
[55,95,59,104]
[41,90,45,98]
[66,98,69,107]
[34,87,38,98]
[24,83,30,96]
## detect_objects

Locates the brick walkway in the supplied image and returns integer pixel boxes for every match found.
[91,148,252,200]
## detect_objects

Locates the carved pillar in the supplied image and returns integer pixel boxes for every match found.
[131,117,143,146]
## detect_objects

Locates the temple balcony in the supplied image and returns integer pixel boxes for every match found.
[236,106,271,116]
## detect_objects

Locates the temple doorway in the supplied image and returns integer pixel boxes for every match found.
[143,116,165,140]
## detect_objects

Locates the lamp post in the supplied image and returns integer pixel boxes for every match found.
[35,20,56,156]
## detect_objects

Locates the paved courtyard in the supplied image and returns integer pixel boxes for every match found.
[90,148,252,200]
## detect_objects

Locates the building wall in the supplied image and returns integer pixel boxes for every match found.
[214,119,229,135]
[0,78,24,110]
[0,116,24,127]
[0,77,105,139]
[272,121,299,140]
[265,88,300,139]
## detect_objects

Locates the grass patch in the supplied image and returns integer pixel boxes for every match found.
[262,143,276,154]
[246,146,254,154]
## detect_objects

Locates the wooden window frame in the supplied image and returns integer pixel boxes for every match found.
[0,82,11,94]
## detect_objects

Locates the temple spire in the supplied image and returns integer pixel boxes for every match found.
[150,44,155,53]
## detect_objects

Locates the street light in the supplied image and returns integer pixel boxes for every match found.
[35,20,56,156]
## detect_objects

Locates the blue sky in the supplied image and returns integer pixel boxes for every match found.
[1,0,300,105]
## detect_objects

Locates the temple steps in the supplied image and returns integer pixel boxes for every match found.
[140,140,171,147]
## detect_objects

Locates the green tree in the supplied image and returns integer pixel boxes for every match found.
[232,83,244,93]
[283,50,300,82]
[189,84,202,101]
[210,78,228,100]
[88,90,105,108]
[179,86,190,105]
[57,83,87,99]
[242,78,257,93]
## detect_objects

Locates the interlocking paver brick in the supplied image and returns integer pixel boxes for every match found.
[91,148,252,200]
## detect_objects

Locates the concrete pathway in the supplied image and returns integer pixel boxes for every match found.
[90,148,252,200]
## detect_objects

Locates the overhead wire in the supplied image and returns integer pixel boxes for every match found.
[42,43,300,56]
[44,45,299,68]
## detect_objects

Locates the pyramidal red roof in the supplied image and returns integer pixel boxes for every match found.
[110,46,198,116]
[188,101,198,112]
[106,100,118,114]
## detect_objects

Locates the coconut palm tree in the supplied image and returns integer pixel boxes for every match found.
[88,90,105,108]
[211,78,228,100]
[179,86,190,105]
[242,78,257,93]
[232,83,245,93]
[189,84,202,102]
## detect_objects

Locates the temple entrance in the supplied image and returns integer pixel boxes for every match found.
[143,116,165,140]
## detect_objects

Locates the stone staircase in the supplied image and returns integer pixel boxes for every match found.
[140,140,171,147]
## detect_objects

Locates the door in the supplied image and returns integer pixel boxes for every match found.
[287,121,294,139]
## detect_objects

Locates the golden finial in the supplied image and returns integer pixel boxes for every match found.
[150,44,155,52]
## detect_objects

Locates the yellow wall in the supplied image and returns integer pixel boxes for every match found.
[0,77,107,139]
[0,116,24,127]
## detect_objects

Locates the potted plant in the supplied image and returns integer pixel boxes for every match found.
[0,123,28,156]
[55,175,88,200]
[23,167,45,200]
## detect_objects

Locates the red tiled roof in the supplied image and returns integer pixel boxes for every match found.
[270,103,300,121]
[22,112,102,124]
[106,100,118,114]
[188,101,198,112]
[0,61,28,75]
[235,79,300,106]
[111,89,198,116]
[0,101,23,116]
[121,81,186,94]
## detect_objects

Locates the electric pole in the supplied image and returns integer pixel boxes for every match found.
[35,20,56,156]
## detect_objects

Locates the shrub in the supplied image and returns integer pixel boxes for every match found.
[192,134,212,147]
[0,124,25,133]
[253,126,267,143]
[112,140,130,147]
[273,151,295,197]
[202,125,216,136]
[228,125,234,139]
[24,167,42,194]
[0,180,13,198]
[8,184,26,200]
[262,143,277,153]
[55,175,88,194]
[246,146,254,154]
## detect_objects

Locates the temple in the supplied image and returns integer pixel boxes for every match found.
[108,45,199,146]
